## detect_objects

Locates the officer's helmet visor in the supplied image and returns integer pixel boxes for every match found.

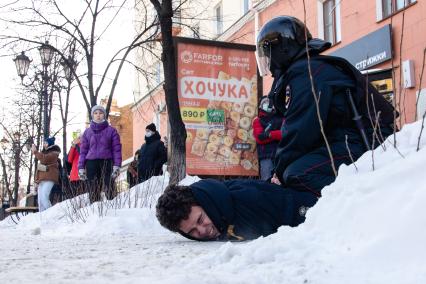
[255,49,271,77]
[256,34,280,77]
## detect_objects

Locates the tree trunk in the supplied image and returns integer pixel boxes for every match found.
[13,146,20,206]
[156,0,187,184]
[0,153,11,203]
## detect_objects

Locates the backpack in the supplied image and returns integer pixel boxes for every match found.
[315,55,397,127]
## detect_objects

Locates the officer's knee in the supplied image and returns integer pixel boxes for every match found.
[282,165,304,186]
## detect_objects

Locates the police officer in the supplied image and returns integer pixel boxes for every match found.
[256,16,395,196]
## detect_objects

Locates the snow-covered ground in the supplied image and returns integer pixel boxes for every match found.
[1,121,426,284]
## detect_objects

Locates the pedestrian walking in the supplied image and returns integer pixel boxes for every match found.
[137,123,167,183]
[127,150,139,188]
[67,135,83,197]
[32,137,61,212]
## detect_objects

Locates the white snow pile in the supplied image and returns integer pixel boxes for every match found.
[183,121,426,284]
[0,173,200,237]
[1,120,426,284]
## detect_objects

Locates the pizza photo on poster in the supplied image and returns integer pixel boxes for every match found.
[177,39,259,176]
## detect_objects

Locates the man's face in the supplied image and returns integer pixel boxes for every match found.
[179,206,220,240]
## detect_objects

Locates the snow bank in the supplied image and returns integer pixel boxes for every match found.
[0,172,200,238]
[183,121,426,284]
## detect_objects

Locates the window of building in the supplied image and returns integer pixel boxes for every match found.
[243,0,250,14]
[215,2,223,35]
[323,0,337,44]
[417,89,426,121]
[173,0,182,25]
[174,9,182,25]
[155,61,162,85]
[378,0,416,20]
[193,23,200,39]
[317,0,341,45]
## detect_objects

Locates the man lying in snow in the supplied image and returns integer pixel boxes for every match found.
[156,179,317,241]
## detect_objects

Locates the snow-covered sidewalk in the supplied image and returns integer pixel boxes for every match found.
[1,121,426,284]
[0,228,224,284]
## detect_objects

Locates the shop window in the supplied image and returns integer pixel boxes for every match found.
[368,70,394,103]
[378,0,416,20]
[317,0,341,45]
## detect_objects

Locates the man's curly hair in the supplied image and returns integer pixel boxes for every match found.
[156,184,198,232]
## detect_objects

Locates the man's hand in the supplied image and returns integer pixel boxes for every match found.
[31,144,37,154]
[111,166,120,179]
[271,173,281,185]
[78,169,87,180]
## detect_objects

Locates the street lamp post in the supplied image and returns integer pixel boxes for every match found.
[13,41,55,140]
[12,132,21,205]
[13,51,31,83]
[38,41,55,139]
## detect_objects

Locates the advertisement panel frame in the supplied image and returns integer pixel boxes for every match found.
[174,36,263,177]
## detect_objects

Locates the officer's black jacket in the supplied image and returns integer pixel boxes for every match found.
[272,55,394,180]
[189,179,318,241]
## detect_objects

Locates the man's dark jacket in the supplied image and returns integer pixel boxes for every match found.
[189,179,318,241]
[137,132,167,181]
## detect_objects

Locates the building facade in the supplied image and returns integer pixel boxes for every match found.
[101,98,134,161]
[132,0,426,155]
[131,0,256,153]
[220,0,425,125]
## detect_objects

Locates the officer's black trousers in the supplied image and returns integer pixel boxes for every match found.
[281,142,365,197]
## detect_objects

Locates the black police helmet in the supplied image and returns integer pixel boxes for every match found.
[256,16,312,76]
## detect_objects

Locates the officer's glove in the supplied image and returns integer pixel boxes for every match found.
[78,169,87,181]
[111,166,120,179]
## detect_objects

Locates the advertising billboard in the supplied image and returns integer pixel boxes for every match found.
[176,38,260,176]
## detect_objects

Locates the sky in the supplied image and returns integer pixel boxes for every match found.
[0,0,136,141]
[1,119,425,283]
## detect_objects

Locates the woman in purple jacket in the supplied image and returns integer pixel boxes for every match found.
[78,105,122,203]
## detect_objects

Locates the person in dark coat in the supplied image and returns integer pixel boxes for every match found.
[252,96,284,180]
[137,123,167,183]
[156,179,317,241]
[256,16,395,196]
